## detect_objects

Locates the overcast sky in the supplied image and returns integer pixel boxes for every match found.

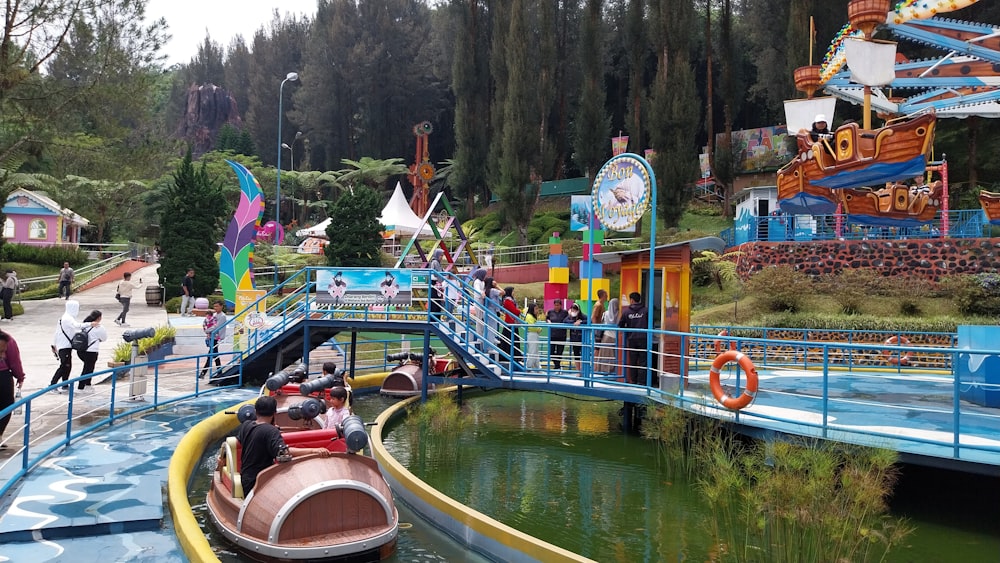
[145,0,319,66]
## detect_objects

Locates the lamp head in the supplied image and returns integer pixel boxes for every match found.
[282,143,291,150]
[286,72,299,81]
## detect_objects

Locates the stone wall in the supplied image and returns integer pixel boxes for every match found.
[736,238,1000,280]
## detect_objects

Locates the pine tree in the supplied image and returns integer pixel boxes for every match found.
[648,0,700,228]
[158,148,228,299]
[493,0,539,245]
[573,0,611,181]
[324,185,384,267]
[451,0,493,218]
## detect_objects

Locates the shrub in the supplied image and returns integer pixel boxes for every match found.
[940,274,1000,316]
[890,277,934,316]
[0,244,86,267]
[816,269,889,315]
[746,265,814,313]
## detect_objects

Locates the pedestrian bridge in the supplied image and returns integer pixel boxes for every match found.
[207,267,1000,476]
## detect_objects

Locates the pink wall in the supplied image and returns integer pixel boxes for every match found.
[8,215,57,245]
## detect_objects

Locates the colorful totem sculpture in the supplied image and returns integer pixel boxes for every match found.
[578,229,610,315]
[543,232,569,311]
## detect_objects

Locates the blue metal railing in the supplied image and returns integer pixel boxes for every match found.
[0,353,244,499]
[720,208,988,246]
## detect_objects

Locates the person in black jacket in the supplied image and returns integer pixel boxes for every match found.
[618,292,649,385]
[567,303,587,370]
[545,299,570,370]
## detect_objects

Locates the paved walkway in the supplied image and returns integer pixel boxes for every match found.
[0,263,188,456]
[2,263,169,418]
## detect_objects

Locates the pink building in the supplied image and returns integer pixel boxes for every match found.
[2,189,89,246]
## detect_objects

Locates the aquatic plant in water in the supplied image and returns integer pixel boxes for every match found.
[694,437,912,562]
[411,392,466,431]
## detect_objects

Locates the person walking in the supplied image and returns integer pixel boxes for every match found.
[180,268,196,317]
[50,300,87,393]
[0,270,17,321]
[76,310,107,392]
[58,262,74,299]
[618,292,650,385]
[114,272,144,326]
[0,330,25,448]
[200,301,227,379]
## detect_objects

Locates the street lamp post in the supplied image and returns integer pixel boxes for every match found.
[275,71,298,286]
[281,132,303,171]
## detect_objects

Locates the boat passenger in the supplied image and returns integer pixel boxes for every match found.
[230,396,332,493]
[323,386,351,429]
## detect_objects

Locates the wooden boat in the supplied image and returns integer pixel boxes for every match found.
[380,352,456,397]
[778,112,936,215]
[838,180,943,226]
[979,190,1000,225]
[207,412,398,562]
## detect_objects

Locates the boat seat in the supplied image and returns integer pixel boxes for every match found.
[222,436,245,500]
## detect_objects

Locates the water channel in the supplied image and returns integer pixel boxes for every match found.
[194,391,999,561]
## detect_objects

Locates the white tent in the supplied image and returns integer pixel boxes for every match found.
[379,182,442,239]
[294,182,444,240]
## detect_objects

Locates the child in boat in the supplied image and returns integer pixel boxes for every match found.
[323,386,351,429]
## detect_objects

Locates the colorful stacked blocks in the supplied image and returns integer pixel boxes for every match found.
[543,232,571,311]
[578,229,610,304]
[549,267,570,284]
[580,278,611,300]
[578,261,603,279]
[582,243,603,261]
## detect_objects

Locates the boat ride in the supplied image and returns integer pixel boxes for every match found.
[206,368,397,562]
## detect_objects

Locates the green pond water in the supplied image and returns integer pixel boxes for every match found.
[381,390,1000,562]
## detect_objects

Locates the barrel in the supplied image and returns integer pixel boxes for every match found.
[145,285,165,306]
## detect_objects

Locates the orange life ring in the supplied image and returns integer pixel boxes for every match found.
[882,335,912,366]
[709,350,759,410]
[714,330,736,355]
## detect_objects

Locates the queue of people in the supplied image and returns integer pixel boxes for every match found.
[430,266,650,383]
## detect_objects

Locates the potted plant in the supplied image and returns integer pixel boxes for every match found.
[138,325,177,362]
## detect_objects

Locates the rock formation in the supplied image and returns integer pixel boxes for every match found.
[174,83,242,156]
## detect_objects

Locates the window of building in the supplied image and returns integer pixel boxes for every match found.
[3,218,13,238]
[29,219,47,239]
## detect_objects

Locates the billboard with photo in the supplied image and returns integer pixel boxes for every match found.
[315,269,413,306]
[571,195,636,233]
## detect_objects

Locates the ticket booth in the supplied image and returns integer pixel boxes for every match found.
[593,236,726,391]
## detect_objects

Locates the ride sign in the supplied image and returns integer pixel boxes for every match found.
[592,154,652,231]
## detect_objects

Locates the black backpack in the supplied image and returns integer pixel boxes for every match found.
[71,326,92,352]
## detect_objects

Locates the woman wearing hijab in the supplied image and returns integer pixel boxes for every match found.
[471,268,487,350]
[597,298,620,373]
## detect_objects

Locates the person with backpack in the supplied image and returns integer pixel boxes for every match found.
[114,272,144,326]
[58,262,74,299]
[76,310,108,392]
[200,301,227,379]
[0,270,17,321]
[50,300,92,393]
